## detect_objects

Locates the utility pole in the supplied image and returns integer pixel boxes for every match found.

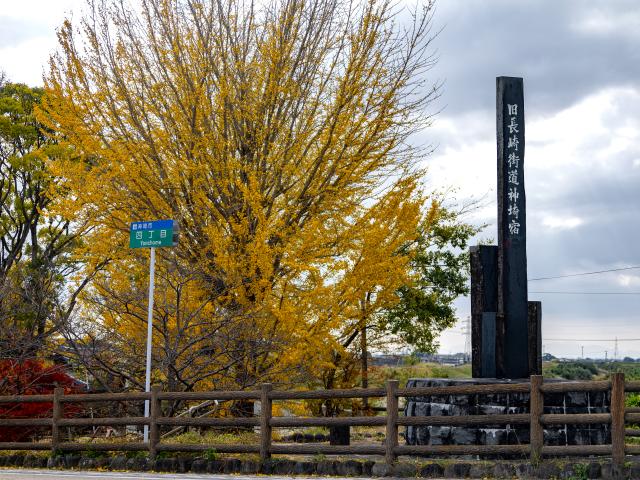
[581,345,584,359]
[463,316,472,363]
[614,338,619,361]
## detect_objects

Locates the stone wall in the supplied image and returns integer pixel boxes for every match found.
[404,378,610,448]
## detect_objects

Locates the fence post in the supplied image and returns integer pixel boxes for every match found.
[611,372,625,473]
[260,383,273,462]
[385,380,399,465]
[149,386,161,460]
[51,387,64,455]
[529,375,543,464]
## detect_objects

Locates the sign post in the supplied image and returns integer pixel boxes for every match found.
[129,220,176,442]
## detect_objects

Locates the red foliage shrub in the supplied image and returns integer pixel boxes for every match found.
[0,359,84,441]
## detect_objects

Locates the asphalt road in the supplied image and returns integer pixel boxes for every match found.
[0,470,380,480]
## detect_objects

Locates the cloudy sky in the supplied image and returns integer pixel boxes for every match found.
[2,0,639,359]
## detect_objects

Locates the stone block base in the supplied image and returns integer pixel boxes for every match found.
[405,378,610,449]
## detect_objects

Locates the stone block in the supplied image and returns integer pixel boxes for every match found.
[293,461,316,475]
[240,460,260,474]
[414,401,430,417]
[566,391,588,407]
[600,462,628,480]
[127,457,149,471]
[444,462,471,478]
[478,427,507,445]
[628,463,640,480]
[371,462,392,477]
[452,426,477,444]
[391,462,417,477]
[223,458,241,473]
[559,463,583,479]
[191,459,207,473]
[64,455,81,468]
[544,405,566,414]
[207,459,224,473]
[178,458,192,473]
[478,403,507,415]
[493,462,515,478]
[507,426,529,444]
[110,456,129,470]
[544,427,566,446]
[362,460,375,476]
[317,460,338,476]
[418,462,444,477]
[532,462,560,479]
[273,459,296,475]
[78,457,95,469]
[469,463,492,478]
[335,460,363,476]
[544,393,566,407]
[406,378,611,452]
[429,426,452,445]
[515,462,535,478]
[450,393,472,408]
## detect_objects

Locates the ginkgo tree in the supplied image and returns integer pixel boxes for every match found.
[39,0,467,391]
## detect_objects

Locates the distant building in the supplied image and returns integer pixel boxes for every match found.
[371,354,406,367]
[416,352,468,366]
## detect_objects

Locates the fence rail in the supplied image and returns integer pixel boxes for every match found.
[0,373,638,470]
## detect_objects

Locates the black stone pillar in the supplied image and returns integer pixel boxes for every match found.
[471,246,497,378]
[496,76,529,379]
[470,77,541,379]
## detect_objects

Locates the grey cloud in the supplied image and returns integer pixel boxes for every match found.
[429,0,640,117]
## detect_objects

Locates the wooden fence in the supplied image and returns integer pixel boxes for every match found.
[1,373,639,470]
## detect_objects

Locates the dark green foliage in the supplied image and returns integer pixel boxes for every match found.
[381,206,479,352]
[549,361,598,380]
[601,362,640,380]
[0,78,83,358]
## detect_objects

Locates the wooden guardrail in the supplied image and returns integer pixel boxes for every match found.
[0,373,638,470]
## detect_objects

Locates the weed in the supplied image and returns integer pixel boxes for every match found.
[125,450,147,459]
[312,452,326,462]
[572,463,588,480]
[204,448,217,461]
[84,449,106,459]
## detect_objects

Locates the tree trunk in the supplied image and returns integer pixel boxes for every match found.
[361,323,368,408]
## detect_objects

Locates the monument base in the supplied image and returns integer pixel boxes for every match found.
[404,378,610,453]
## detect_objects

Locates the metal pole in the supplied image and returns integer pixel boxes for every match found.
[144,247,156,443]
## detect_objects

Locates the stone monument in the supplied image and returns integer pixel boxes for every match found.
[471,76,541,379]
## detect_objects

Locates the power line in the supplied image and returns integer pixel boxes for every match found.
[544,338,640,342]
[530,291,640,295]
[528,265,640,282]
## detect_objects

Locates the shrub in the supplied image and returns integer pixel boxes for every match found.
[548,362,597,381]
[0,359,83,441]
